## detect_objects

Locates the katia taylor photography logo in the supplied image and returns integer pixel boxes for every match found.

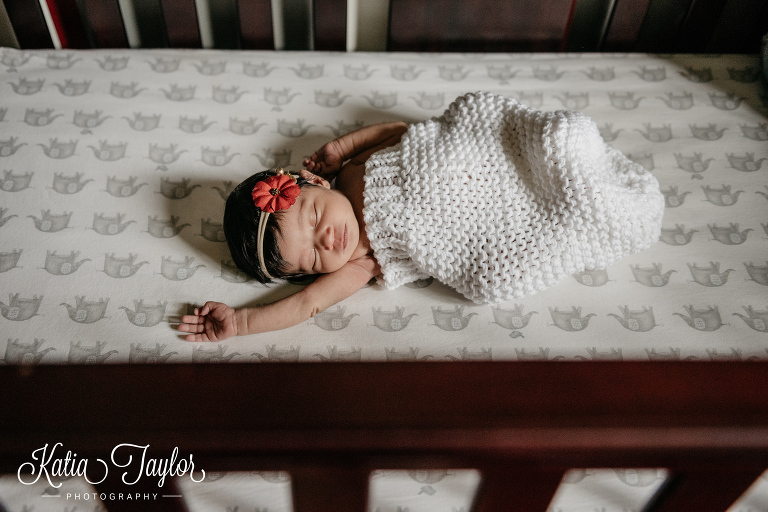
[17,443,205,493]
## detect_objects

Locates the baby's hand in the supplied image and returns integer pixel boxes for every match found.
[178,301,238,342]
[303,139,345,178]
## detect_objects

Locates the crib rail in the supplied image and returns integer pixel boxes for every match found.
[2,361,767,512]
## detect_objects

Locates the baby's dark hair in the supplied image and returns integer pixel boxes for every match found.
[224,170,314,284]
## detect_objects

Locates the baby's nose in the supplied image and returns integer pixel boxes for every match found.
[319,226,334,250]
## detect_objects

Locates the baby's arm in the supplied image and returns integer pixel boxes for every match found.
[178,255,379,341]
[303,121,408,179]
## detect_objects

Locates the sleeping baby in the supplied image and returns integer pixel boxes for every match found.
[178,92,664,341]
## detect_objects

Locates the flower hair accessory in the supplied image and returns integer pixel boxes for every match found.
[255,168,299,279]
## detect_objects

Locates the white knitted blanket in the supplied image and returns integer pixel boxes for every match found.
[363,92,665,304]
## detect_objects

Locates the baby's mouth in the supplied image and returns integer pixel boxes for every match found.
[342,225,348,250]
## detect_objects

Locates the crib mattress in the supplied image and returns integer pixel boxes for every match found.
[0,42,767,512]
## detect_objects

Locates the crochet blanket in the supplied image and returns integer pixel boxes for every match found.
[364,92,665,303]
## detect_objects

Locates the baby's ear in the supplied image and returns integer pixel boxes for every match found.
[299,169,330,188]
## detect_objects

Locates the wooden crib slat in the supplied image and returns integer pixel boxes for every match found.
[237,0,274,49]
[133,0,171,47]
[160,0,202,47]
[471,467,564,512]
[602,0,652,51]
[4,0,54,48]
[78,0,129,47]
[314,0,346,51]
[290,464,369,512]
[643,469,765,512]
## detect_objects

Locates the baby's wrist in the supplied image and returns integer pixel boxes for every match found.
[234,308,248,336]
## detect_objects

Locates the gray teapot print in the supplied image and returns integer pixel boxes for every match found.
[733,306,768,332]
[192,345,240,363]
[583,66,615,81]
[243,61,275,77]
[727,152,765,172]
[148,56,180,73]
[314,346,362,362]
[514,348,565,361]
[344,64,376,80]
[148,215,189,238]
[129,343,177,363]
[1,293,43,321]
[0,208,16,229]
[727,66,760,83]
[312,305,358,331]
[573,268,610,286]
[411,92,444,110]
[608,92,643,110]
[744,262,768,286]
[325,121,364,138]
[707,349,752,361]
[161,256,204,281]
[740,123,768,141]
[0,136,26,156]
[690,123,726,141]
[687,262,734,287]
[598,123,622,142]
[264,87,300,107]
[125,112,161,131]
[255,148,291,168]
[53,172,92,194]
[0,249,21,273]
[556,92,589,110]
[110,81,145,98]
[29,210,72,232]
[491,304,537,338]
[486,64,520,85]
[212,181,236,200]
[68,341,118,364]
[627,153,654,171]
[615,469,665,487]
[703,185,743,206]
[149,143,186,164]
[121,300,167,327]
[662,186,690,207]
[372,306,417,332]
[161,84,195,101]
[44,250,89,275]
[25,108,62,126]
[314,90,349,108]
[633,66,666,81]
[46,53,80,69]
[3,339,54,364]
[97,55,129,71]
[431,305,477,331]
[179,115,215,133]
[229,117,265,135]
[106,176,147,198]
[674,305,725,331]
[201,146,238,166]
[438,65,471,81]
[390,65,424,81]
[10,77,44,95]
[708,223,751,245]
[92,212,134,235]
[201,218,226,242]
[1,49,31,70]
[213,85,247,104]
[548,306,595,331]
[608,305,658,332]
[658,92,693,110]
[630,263,675,287]
[709,92,743,111]
[193,59,226,76]
[674,152,712,178]
[404,277,434,289]
[636,123,672,142]
[220,260,250,283]
[159,177,201,199]
[532,66,564,81]
[645,348,691,361]
[89,140,127,161]
[384,347,433,361]
[516,91,543,108]
[758,185,768,202]
[291,63,324,79]
[1,170,33,192]
[74,110,109,131]
[40,138,77,159]
[576,348,623,361]
[103,253,148,278]
[446,347,492,361]
[682,66,712,83]
[61,296,109,324]
[660,225,696,245]
[277,119,313,137]
[253,345,300,362]
[54,79,90,96]
[363,92,397,109]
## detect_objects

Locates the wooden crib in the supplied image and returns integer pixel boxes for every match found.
[1,0,768,511]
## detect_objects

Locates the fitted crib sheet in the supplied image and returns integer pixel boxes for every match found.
[1,44,767,512]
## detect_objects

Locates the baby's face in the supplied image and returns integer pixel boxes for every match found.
[276,182,359,275]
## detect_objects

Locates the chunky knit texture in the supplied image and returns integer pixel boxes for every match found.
[363,92,665,304]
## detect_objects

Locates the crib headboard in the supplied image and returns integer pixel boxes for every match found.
[4,0,768,52]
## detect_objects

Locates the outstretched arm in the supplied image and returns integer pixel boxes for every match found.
[178,255,379,341]
[303,121,408,180]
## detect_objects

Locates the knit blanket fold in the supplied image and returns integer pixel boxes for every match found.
[363,92,664,304]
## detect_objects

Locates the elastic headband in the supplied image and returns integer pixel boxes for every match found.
[257,211,273,279]
[252,168,300,280]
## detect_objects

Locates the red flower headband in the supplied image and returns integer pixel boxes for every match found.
[253,168,299,280]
